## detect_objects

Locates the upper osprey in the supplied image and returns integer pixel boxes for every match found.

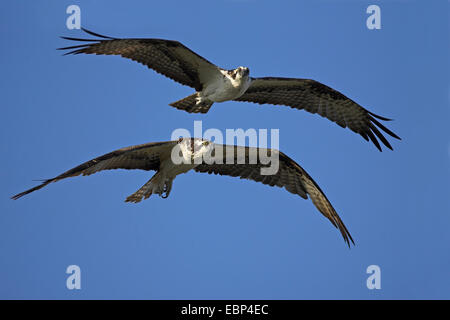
[60,28,401,151]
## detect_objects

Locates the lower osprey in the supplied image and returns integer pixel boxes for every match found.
[59,28,400,151]
[12,138,354,246]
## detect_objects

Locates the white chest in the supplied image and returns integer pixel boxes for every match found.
[202,70,251,102]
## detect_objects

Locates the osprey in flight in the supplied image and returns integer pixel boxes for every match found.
[11,138,354,246]
[59,29,400,151]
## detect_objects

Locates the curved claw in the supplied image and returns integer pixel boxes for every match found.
[161,184,169,198]
[160,179,173,199]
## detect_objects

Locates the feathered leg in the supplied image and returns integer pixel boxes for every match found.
[125,173,174,203]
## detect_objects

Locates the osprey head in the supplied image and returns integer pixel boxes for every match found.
[229,66,250,79]
[177,137,214,164]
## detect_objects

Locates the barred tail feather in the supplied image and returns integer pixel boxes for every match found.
[169,94,213,114]
[125,178,155,203]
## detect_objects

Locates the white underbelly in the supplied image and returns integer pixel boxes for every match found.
[202,74,250,102]
[207,86,242,102]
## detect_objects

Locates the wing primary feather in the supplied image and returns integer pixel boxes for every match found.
[359,132,369,141]
[368,122,393,150]
[336,217,355,248]
[367,110,392,121]
[369,115,402,140]
[365,129,382,152]
[61,49,87,56]
[59,36,100,42]
[81,28,117,39]
[11,179,54,200]
[57,43,98,56]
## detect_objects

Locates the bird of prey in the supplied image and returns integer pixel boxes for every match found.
[59,28,400,151]
[11,138,354,246]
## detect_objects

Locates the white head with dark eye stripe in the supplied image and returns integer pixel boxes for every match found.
[177,138,214,163]
[229,66,250,80]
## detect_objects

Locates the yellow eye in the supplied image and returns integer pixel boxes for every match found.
[202,141,209,146]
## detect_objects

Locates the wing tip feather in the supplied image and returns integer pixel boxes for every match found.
[11,179,53,200]
[80,27,117,40]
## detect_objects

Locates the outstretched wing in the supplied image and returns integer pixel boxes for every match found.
[194,144,354,246]
[236,77,401,151]
[11,141,177,200]
[58,28,222,91]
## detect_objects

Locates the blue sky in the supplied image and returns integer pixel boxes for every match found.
[1,0,449,299]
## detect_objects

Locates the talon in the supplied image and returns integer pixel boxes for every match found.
[161,179,173,199]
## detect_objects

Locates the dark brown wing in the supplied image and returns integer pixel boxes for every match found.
[236,77,401,151]
[58,28,222,91]
[11,141,177,200]
[194,144,354,246]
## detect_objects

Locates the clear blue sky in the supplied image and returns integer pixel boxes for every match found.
[1,0,448,299]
